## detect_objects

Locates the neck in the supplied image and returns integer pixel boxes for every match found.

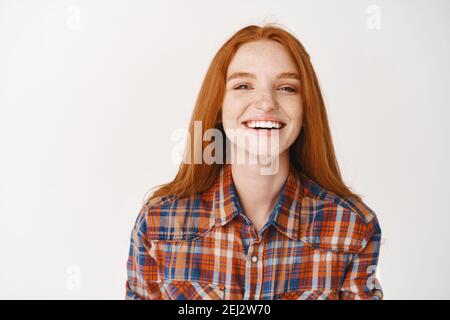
[230,150,290,232]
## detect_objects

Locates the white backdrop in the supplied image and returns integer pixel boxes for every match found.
[1,0,449,299]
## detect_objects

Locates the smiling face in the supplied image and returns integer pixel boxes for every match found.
[222,40,303,161]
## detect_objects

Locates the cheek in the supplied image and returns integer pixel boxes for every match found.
[284,102,304,125]
[283,104,303,141]
[221,104,235,122]
[221,97,246,125]
[221,107,239,133]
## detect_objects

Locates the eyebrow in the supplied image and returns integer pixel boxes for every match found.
[226,72,301,82]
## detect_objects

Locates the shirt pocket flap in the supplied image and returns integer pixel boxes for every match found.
[161,280,225,300]
[274,289,339,300]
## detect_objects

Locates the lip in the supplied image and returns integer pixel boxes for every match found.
[241,117,287,132]
[241,116,286,125]
[239,120,286,137]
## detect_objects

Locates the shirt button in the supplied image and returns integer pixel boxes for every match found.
[251,255,258,263]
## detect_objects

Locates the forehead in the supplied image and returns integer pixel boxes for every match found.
[227,40,297,75]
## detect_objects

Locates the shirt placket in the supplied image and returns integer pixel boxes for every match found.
[243,225,264,300]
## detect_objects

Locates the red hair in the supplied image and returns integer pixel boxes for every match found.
[147,24,361,203]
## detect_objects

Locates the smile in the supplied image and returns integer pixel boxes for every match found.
[242,120,286,130]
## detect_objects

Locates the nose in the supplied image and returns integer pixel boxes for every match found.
[253,94,279,112]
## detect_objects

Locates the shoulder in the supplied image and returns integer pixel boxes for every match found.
[139,191,216,241]
[298,173,382,254]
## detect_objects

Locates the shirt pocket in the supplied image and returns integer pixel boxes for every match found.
[274,289,340,300]
[161,279,225,300]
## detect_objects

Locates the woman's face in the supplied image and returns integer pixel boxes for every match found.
[222,40,303,161]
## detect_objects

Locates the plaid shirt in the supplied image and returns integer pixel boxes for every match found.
[126,164,383,300]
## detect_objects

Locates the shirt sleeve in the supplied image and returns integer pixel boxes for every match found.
[125,204,162,300]
[339,216,383,300]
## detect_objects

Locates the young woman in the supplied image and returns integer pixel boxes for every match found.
[125,24,383,300]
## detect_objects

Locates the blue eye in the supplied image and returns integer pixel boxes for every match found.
[234,84,252,90]
[233,84,297,93]
[279,87,296,93]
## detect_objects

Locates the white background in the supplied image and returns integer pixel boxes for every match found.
[1,0,449,299]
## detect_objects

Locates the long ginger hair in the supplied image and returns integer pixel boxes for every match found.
[146,24,361,204]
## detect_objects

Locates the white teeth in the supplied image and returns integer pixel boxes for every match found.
[245,120,283,129]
